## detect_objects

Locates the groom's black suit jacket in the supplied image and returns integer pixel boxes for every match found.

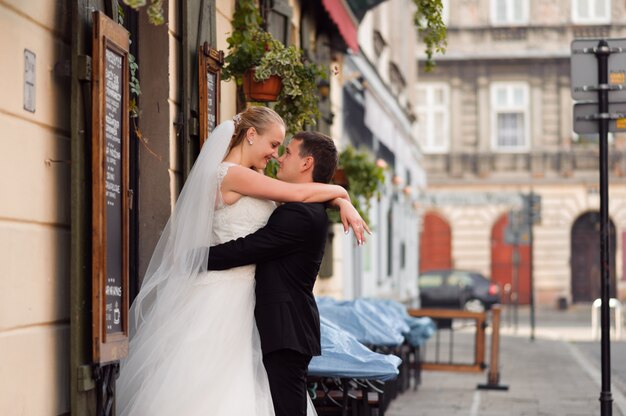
[207,202,328,357]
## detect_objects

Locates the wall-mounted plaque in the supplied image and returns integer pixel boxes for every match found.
[91,11,130,364]
[198,42,224,147]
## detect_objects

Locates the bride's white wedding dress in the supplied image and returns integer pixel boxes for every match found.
[117,163,276,415]
[117,161,319,415]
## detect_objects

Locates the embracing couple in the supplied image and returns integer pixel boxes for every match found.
[116,107,369,416]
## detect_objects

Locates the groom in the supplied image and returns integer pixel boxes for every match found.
[206,131,343,416]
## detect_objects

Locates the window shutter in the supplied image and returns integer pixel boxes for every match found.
[182,0,217,176]
[263,0,292,45]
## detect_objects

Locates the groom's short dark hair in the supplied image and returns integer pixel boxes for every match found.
[291,131,338,183]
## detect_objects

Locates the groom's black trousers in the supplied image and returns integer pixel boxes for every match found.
[263,349,312,416]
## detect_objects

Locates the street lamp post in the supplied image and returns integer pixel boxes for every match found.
[596,40,613,416]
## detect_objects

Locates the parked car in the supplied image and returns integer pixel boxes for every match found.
[417,269,501,312]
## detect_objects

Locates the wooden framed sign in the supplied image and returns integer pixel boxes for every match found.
[91,11,130,364]
[198,42,224,147]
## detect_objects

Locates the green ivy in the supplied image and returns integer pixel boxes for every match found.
[122,0,164,26]
[329,146,386,225]
[129,53,141,118]
[222,0,324,134]
[413,0,447,71]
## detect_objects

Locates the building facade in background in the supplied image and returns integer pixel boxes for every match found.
[417,0,626,306]
[314,0,425,305]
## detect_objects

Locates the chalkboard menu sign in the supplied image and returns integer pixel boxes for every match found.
[91,11,130,364]
[199,43,224,147]
[104,48,124,334]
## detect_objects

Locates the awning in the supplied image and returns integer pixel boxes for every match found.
[322,0,359,52]
[346,0,388,21]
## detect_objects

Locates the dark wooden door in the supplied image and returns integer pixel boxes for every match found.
[420,211,452,273]
[571,212,616,302]
[491,214,531,304]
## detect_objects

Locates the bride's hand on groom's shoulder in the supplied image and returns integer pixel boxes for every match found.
[332,198,371,246]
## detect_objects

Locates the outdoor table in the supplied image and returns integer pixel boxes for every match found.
[308,316,402,381]
[308,317,402,416]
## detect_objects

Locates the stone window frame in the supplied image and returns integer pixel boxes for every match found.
[490,0,529,26]
[415,82,450,153]
[490,81,530,152]
[571,0,611,25]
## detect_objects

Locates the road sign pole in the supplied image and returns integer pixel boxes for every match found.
[596,39,613,416]
[528,193,535,342]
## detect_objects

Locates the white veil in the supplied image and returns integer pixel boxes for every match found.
[126,119,234,350]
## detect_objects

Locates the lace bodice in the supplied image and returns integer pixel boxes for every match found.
[212,162,276,244]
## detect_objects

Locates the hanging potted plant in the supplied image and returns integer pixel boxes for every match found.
[243,67,282,102]
[222,0,325,133]
[329,146,386,225]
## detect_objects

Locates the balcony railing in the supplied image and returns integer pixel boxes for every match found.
[423,149,626,180]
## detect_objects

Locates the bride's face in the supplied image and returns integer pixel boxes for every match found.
[250,123,284,169]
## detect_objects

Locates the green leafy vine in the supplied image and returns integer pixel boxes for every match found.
[118,4,162,161]
[413,0,447,71]
[329,146,386,224]
[122,0,165,25]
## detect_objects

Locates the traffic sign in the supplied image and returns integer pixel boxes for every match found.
[504,210,531,245]
[504,226,530,245]
[571,38,626,101]
[573,101,626,134]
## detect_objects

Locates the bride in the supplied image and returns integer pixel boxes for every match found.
[116,106,366,415]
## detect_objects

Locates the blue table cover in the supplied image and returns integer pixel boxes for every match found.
[308,317,402,381]
[316,297,405,346]
[363,298,436,347]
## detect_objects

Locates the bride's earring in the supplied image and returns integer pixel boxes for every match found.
[247,138,253,145]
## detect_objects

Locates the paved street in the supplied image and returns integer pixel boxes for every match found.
[388,305,626,415]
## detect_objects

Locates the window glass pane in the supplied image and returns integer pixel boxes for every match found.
[496,88,507,106]
[417,113,428,142]
[595,0,607,18]
[513,0,524,20]
[496,0,507,22]
[434,88,445,105]
[513,88,524,106]
[448,272,462,286]
[497,112,524,146]
[434,112,444,130]
[419,273,444,288]
[417,89,427,104]
[578,0,589,18]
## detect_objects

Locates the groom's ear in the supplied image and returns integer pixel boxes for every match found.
[301,156,314,173]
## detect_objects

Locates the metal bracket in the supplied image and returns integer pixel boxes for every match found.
[574,84,624,93]
[77,365,96,391]
[572,47,624,55]
[188,116,199,137]
[78,55,92,82]
[576,112,626,121]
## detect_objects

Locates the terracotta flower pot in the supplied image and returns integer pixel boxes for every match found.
[332,168,349,188]
[242,68,282,102]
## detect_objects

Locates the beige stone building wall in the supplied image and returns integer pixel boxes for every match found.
[216,0,237,120]
[0,1,71,414]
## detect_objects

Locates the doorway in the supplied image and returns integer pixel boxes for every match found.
[419,211,452,273]
[491,213,531,304]
[570,212,616,302]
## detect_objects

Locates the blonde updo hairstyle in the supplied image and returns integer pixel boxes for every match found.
[229,106,285,152]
